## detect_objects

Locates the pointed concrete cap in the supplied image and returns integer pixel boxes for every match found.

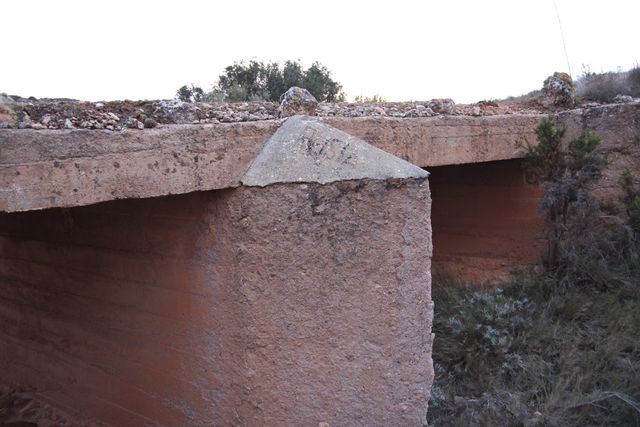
[241,116,428,187]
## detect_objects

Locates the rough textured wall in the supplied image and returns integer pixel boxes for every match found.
[324,115,540,167]
[558,103,640,206]
[0,178,433,426]
[430,159,544,283]
[0,114,539,213]
[0,191,244,425]
[0,122,278,212]
[225,179,433,425]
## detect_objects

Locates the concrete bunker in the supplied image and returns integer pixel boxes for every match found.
[0,117,434,425]
[2,101,639,424]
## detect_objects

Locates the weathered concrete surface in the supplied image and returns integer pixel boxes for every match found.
[0,115,434,425]
[0,192,235,426]
[1,114,541,212]
[430,159,544,283]
[558,102,640,205]
[322,114,542,167]
[0,121,279,212]
[225,179,433,425]
[0,178,433,426]
[242,116,427,186]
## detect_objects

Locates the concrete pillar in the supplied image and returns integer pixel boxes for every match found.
[221,116,434,425]
[0,116,433,426]
[223,179,432,425]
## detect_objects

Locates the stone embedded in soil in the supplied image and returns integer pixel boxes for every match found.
[541,72,575,109]
[278,86,318,118]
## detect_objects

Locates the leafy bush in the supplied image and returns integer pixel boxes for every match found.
[224,84,250,103]
[523,117,640,288]
[176,84,204,102]
[429,117,640,425]
[629,66,640,96]
[214,60,344,102]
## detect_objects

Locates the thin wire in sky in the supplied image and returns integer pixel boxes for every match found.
[553,0,572,77]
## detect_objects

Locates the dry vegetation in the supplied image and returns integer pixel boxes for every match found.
[429,117,640,426]
[575,66,640,103]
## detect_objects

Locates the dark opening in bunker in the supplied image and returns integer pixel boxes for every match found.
[428,159,544,284]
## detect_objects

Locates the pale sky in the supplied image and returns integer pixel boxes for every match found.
[2,0,638,103]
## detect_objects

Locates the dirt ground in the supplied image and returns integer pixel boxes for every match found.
[0,385,104,427]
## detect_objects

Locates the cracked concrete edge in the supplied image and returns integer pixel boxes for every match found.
[0,111,552,212]
[240,116,428,187]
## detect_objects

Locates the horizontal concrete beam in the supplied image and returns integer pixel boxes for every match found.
[1,114,542,212]
[0,122,279,212]
[323,114,542,166]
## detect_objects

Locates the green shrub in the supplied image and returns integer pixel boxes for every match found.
[211,60,344,102]
[225,84,250,103]
[429,117,640,425]
[621,169,640,232]
[175,84,204,103]
[522,117,640,288]
[523,116,566,182]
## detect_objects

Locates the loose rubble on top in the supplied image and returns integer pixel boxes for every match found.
[1,78,638,131]
[0,95,538,132]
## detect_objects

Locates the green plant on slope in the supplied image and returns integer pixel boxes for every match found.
[523,117,640,288]
[429,117,640,426]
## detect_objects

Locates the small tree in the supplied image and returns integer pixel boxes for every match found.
[176,85,192,102]
[525,117,640,288]
[302,62,343,102]
[176,84,204,102]
[212,60,343,102]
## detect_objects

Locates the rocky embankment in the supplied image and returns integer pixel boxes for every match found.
[0,93,544,132]
[1,80,638,132]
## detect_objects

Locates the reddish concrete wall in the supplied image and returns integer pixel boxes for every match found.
[224,180,433,425]
[429,159,544,284]
[0,178,433,425]
[0,191,244,425]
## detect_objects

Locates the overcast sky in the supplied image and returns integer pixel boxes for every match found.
[2,0,638,103]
